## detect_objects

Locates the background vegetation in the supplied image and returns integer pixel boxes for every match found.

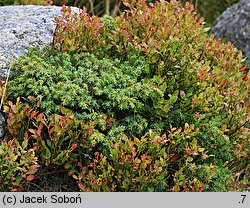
[0,0,240,25]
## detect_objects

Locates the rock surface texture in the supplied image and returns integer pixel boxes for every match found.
[0,5,80,77]
[210,0,250,56]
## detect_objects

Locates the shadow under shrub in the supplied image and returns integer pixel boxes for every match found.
[4,0,250,191]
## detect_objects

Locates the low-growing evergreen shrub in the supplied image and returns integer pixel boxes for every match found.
[9,49,166,140]
[2,0,249,191]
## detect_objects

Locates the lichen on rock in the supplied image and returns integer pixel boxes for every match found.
[210,0,250,57]
[0,5,81,77]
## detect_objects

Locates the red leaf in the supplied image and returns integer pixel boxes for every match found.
[67,6,71,13]
[71,143,77,151]
[72,174,78,180]
[180,90,186,97]
[54,17,59,22]
[88,128,94,134]
[243,74,248,81]
[27,175,35,181]
[192,152,198,156]
[7,113,13,124]
[37,113,45,121]
[123,1,131,7]
[171,155,179,162]
[36,129,41,137]
[82,166,87,175]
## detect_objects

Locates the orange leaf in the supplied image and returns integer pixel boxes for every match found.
[171,155,179,162]
[28,129,36,134]
[27,175,35,181]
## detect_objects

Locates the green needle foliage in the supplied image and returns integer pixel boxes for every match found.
[9,50,167,140]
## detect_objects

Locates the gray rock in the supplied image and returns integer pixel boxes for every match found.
[0,112,5,138]
[210,0,250,56]
[0,5,81,77]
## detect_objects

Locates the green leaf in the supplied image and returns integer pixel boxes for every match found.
[203,27,211,33]
[43,148,51,160]
[147,187,154,192]
[187,157,193,162]
[22,140,28,150]
[51,150,69,164]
